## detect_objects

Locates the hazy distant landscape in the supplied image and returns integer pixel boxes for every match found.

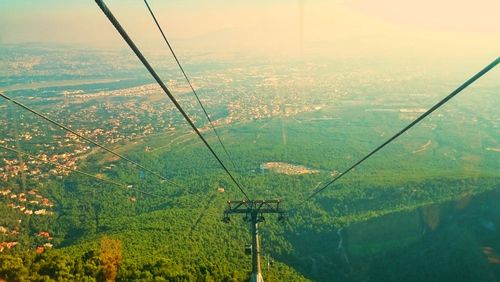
[0,41,498,281]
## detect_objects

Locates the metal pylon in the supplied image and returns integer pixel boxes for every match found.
[223,199,287,282]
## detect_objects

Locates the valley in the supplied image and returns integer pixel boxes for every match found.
[0,44,498,281]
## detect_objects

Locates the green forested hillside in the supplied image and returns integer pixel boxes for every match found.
[1,104,499,281]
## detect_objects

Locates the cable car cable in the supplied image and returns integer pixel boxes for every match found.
[95,0,250,201]
[144,0,240,174]
[300,57,499,205]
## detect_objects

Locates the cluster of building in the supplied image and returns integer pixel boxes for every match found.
[0,187,55,253]
[35,231,54,254]
[0,241,18,253]
[0,227,53,253]
[261,162,320,175]
[0,230,19,252]
[0,145,86,183]
[1,188,54,216]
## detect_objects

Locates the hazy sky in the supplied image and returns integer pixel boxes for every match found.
[1,0,499,59]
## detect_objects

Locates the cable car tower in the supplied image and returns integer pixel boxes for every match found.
[223,199,287,282]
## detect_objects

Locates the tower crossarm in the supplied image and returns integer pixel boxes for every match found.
[224,199,284,215]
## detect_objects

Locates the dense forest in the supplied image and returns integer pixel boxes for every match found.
[1,109,499,281]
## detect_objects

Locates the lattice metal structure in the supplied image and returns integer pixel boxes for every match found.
[223,200,287,282]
